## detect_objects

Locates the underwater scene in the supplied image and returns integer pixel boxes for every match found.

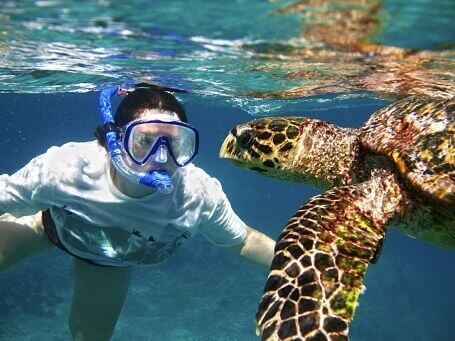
[0,0,454,340]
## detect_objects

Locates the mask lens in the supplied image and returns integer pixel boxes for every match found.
[169,126,196,165]
[126,121,197,166]
[127,125,160,162]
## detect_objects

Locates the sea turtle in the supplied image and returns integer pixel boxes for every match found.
[219,95,454,340]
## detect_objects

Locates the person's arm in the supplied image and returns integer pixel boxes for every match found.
[0,155,48,217]
[197,172,275,271]
[224,226,275,271]
[0,156,53,272]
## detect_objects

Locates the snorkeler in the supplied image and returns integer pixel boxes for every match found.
[0,83,275,340]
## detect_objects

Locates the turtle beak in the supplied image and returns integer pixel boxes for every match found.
[219,129,237,160]
[220,125,257,169]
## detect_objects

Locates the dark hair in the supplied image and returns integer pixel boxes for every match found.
[95,84,187,147]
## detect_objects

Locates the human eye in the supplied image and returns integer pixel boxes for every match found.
[136,133,154,146]
[169,137,182,152]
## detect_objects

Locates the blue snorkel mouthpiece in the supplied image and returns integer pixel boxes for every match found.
[98,86,174,194]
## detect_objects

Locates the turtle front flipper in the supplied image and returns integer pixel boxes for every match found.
[256,171,406,340]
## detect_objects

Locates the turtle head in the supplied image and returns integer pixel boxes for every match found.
[220,116,361,187]
[219,117,309,182]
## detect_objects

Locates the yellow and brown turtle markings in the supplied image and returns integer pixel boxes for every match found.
[256,170,404,340]
[221,96,455,340]
[361,96,455,205]
[221,117,362,189]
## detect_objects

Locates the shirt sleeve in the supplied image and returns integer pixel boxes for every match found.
[0,152,52,217]
[198,177,248,248]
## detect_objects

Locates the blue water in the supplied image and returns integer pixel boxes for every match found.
[0,1,454,340]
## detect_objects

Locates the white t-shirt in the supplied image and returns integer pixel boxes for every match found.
[0,141,247,266]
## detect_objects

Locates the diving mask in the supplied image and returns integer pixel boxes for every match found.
[122,119,199,168]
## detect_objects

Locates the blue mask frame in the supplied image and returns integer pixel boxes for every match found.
[122,119,199,167]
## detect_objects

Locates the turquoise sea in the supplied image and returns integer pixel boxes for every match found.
[0,1,454,340]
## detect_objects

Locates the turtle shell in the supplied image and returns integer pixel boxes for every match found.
[360,95,454,206]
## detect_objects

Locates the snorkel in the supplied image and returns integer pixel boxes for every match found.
[98,86,174,194]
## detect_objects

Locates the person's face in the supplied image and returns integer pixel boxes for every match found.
[122,109,181,174]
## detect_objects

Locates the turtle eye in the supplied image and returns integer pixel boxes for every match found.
[237,128,255,149]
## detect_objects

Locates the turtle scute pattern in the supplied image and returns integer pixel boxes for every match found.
[256,170,403,341]
[360,95,455,205]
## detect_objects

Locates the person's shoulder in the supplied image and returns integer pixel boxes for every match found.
[41,140,107,175]
[46,140,103,154]
[181,164,220,185]
[45,140,104,161]
[180,164,225,200]
[38,140,107,188]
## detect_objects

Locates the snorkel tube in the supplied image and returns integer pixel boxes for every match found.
[98,86,174,194]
